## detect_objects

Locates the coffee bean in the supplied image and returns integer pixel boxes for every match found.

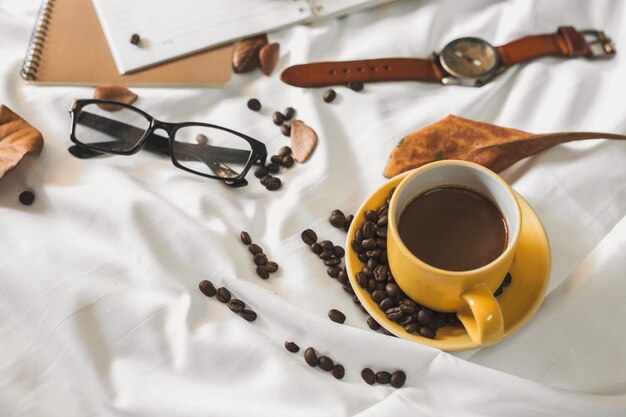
[503,273,512,287]
[198,280,216,297]
[355,228,364,242]
[344,214,354,232]
[249,244,263,255]
[279,146,292,157]
[367,279,377,293]
[283,107,296,121]
[285,341,299,353]
[376,282,386,291]
[351,240,363,253]
[379,297,396,311]
[337,269,348,284]
[254,253,268,265]
[266,177,282,191]
[366,249,381,259]
[366,258,378,270]
[347,81,364,91]
[364,210,377,222]
[266,163,279,174]
[310,242,323,254]
[318,356,334,371]
[377,204,388,216]
[367,316,381,330]
[280,124,291,137]
[301,229,318,246]
[433,313,448,329]
[256,266,270,279]
[371,290,386,303]
[19,190,35,206]
[419,326,436,339]
[447,313,461,326]
[356,272,368,288]
[362,266,373,278]
[327,266,341,278]
[228,298,245,313]
[195,134,207,145]
[329,209,346,228]
[399,314,415,326]
[332,364,345,379]
[417,309,434,327]
[328,309,346,324]
[385,283,400,298]
[358,253,368,263]
[320,240,334,251]
[404,323,420,333]
[323,89,336,103]
[129,33,140,45]
[374,265,388,282]
[383,328,396,337]
[342,283,355,295]
[247,98,261,111]
[240,309,257,321]
[304,347,318,367]
[260,175,272,186]
[265,261,279,273]
[333,246,345,258]
[319,250,333,260]
[361,368,376,385]
[240,231,252,245]
[376,371,391,384]
[400,302,416,314]
[281,155,294,168]
[376,228,387,238]
[324,258,341,267]
[390,371,406,388]
[362,222,377,239]
[377,214,388,227]
[352,294,360,304]
[362,238,377,251]
[272,111,284,126]
[216,287,231,303]
[376,238,387,249]
[270,155,282,165]
[386,306,404,321]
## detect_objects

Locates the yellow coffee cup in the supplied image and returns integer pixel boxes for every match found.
[387,160,522,346]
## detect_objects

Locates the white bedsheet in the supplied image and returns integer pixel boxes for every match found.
[1,0,625,415]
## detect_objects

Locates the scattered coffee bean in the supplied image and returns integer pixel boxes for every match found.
[247,98,261,111]
[390,371,406,388]
[376,371,391,384]
[347,81,364,91]
[281,155,294,168]
[240,309,257,321]
[361,368,376,385]
[266,163,279,174]
[280,124,291,137]
[367,316,381,330]
[240,231,252,245]
[318,356,334,371]
[265,261,279,273]
[248,244,263,255]
[329,209,347,228]
[278,146,292,157]
[320,240,334,251]
[216,287,231,303]
[342,283,354,295]
[328,309,346,324]
[129,33,141,45]
[337,269,348,284]
[256,266,270,279]
[318,250,332,260]
[19,190,35,206]
[196,134,208,145]
[333,246,345,258]
[323,89,337,103]
[198,280,216,297]
[310,242,323,254]
[285,341,300,353]
[332,364,345,379]
[228,298,245,313]
[327,266,342,278]
[304,347,318,367]
[283,107,296,121]
[253,253,268,266]
[272,111,284,126]
[270,155,282,165]
[324,258,341,267]
[266,177,282,191]
[344,214,354,232]
[301,229,318,246]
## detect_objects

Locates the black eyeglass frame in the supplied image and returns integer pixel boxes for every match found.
[68,99,268,186]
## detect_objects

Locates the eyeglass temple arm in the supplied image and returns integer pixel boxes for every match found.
[70,112,252,165]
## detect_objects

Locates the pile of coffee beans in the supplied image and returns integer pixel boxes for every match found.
[198,280,258,321]
[350,188,513,339]
[273,108,296,137]
[361,367,406,388]
[254,146,296,191]
[293,346,345,380]
[300,228,351,288]
[240,231,279,279]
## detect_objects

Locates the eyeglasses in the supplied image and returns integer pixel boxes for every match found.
[67,99,267,187]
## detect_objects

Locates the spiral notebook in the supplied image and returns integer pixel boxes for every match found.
[20,0,233,86]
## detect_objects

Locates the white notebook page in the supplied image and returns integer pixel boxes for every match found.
[92,0,312,74]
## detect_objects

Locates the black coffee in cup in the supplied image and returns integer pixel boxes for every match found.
[398,186,507,271]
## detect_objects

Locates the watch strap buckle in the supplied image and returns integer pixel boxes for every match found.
[580,29,616,59]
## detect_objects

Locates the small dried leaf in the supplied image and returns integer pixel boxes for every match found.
[290,120,318,163]
[384,115,626,177]
[93,85,138,111]
[0,105,44,180]
[232,34,268,73]
[259,43,280,76]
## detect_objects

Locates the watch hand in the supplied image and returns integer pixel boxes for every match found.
[454,51,482,66]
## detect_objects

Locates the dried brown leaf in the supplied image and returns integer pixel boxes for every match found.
[259,43,280,76]
[0,105,44,180]
[232,34,268,73]
[384,115,626,177]
[93,85,138,111]
[290,120,318,163]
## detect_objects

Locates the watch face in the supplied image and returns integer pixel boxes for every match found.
[439,37,500,79]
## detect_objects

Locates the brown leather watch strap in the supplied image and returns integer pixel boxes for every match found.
[280,58,442,88]
[496,26,594,68]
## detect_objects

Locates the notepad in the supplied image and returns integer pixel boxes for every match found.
[92,0,394,74]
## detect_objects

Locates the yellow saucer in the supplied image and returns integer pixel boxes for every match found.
[346,171,551,351]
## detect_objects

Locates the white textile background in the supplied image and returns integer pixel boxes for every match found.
[0,0,625,415]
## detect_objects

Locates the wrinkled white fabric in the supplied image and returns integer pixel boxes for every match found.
[1,0,625,415]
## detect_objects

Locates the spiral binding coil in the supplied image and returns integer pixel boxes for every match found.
[20,0,55,81]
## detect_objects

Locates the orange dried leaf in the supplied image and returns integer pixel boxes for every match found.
[291,120,318,163]
[384,115,626,178]
[0,105,44,180]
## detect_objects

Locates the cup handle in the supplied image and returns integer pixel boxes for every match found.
[458,286,504,346]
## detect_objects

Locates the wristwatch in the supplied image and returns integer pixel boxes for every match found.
[280,26,615,88]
